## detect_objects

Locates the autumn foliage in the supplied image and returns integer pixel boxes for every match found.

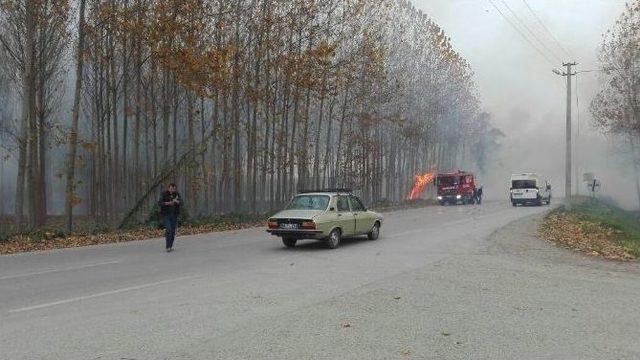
[0,0,498,233]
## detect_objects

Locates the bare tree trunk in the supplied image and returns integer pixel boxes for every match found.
[24,0,38,228]
[133,22,142,203]
[65,0,87,232]
[122,43,130,209]
[14,136,27,230]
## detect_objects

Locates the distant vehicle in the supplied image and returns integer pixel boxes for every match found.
[436,170,477,205]
[510,173,551,206]
[266,189,383,249]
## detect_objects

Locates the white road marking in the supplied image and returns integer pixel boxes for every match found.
[8,275,198,313]
[0,260,120,281]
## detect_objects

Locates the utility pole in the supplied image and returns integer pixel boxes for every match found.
[553,62,577,199]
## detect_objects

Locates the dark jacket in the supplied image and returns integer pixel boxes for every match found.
[159,191,181,216]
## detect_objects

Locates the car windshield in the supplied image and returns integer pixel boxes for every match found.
[512,180,537,189]
[286,195,330,210]
[438,176,458,186]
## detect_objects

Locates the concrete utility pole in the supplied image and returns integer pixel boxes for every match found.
[553,62,577,199]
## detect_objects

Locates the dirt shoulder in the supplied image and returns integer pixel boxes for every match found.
[488,210,640,274]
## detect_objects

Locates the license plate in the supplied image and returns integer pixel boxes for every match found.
[280,223,298,229]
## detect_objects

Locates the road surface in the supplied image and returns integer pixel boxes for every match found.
[1,201,639,359]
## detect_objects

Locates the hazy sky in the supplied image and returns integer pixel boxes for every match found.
[414,0,635,207]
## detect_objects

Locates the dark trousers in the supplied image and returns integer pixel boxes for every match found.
[163,214,177,249]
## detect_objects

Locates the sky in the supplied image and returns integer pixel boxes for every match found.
[414,0,637,208]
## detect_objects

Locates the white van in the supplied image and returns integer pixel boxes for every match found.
[510,173,551,206]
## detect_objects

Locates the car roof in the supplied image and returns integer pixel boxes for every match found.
[294,192,349,196]
[296,188,353,196]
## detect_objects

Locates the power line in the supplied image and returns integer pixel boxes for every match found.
[499,0,563,63]
[487,0,556,66]
[576,69,603,74]
[522,0,573,60]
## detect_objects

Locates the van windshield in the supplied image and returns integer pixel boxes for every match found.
[512,180,537,189]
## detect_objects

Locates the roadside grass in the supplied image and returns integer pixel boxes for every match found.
[540,198,640,261]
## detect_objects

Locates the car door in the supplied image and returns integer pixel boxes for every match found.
[336,195,356,236]
[349,195,372,235]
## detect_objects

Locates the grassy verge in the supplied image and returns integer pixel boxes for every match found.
[0,213,267,255]
[539,198,640,261]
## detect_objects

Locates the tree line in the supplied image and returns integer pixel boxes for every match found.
[0,0,496,232]
[591,0,640,208]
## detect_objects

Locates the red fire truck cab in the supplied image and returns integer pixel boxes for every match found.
[436,170,477,205]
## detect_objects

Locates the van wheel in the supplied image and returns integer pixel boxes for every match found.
[282,237,297,248]
[368,222,380,240]
[326,229,341,249]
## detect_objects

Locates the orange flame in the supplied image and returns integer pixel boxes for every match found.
[407,171,436,200]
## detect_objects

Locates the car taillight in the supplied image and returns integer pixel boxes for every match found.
[301,221,316,229]
[267,220,278,229]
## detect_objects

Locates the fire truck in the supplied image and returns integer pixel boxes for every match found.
[436,170,477,205]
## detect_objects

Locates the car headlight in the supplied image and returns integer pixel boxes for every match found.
[437,196,443,200]
[456,194,462,199]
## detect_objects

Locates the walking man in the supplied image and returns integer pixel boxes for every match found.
[159,183,181,252]
[475,186,483,204]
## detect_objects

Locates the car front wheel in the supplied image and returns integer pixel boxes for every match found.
[368,222,380,240]
[282,237,297,248]
[327,229,341,249]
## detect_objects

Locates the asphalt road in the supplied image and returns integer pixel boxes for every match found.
[1,201,639,360]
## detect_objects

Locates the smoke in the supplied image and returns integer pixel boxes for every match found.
[414,0,638,209]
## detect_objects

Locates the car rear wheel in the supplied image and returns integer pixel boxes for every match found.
[327,229,341,249]
[367,222,380,240]
[282,237,297,248]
